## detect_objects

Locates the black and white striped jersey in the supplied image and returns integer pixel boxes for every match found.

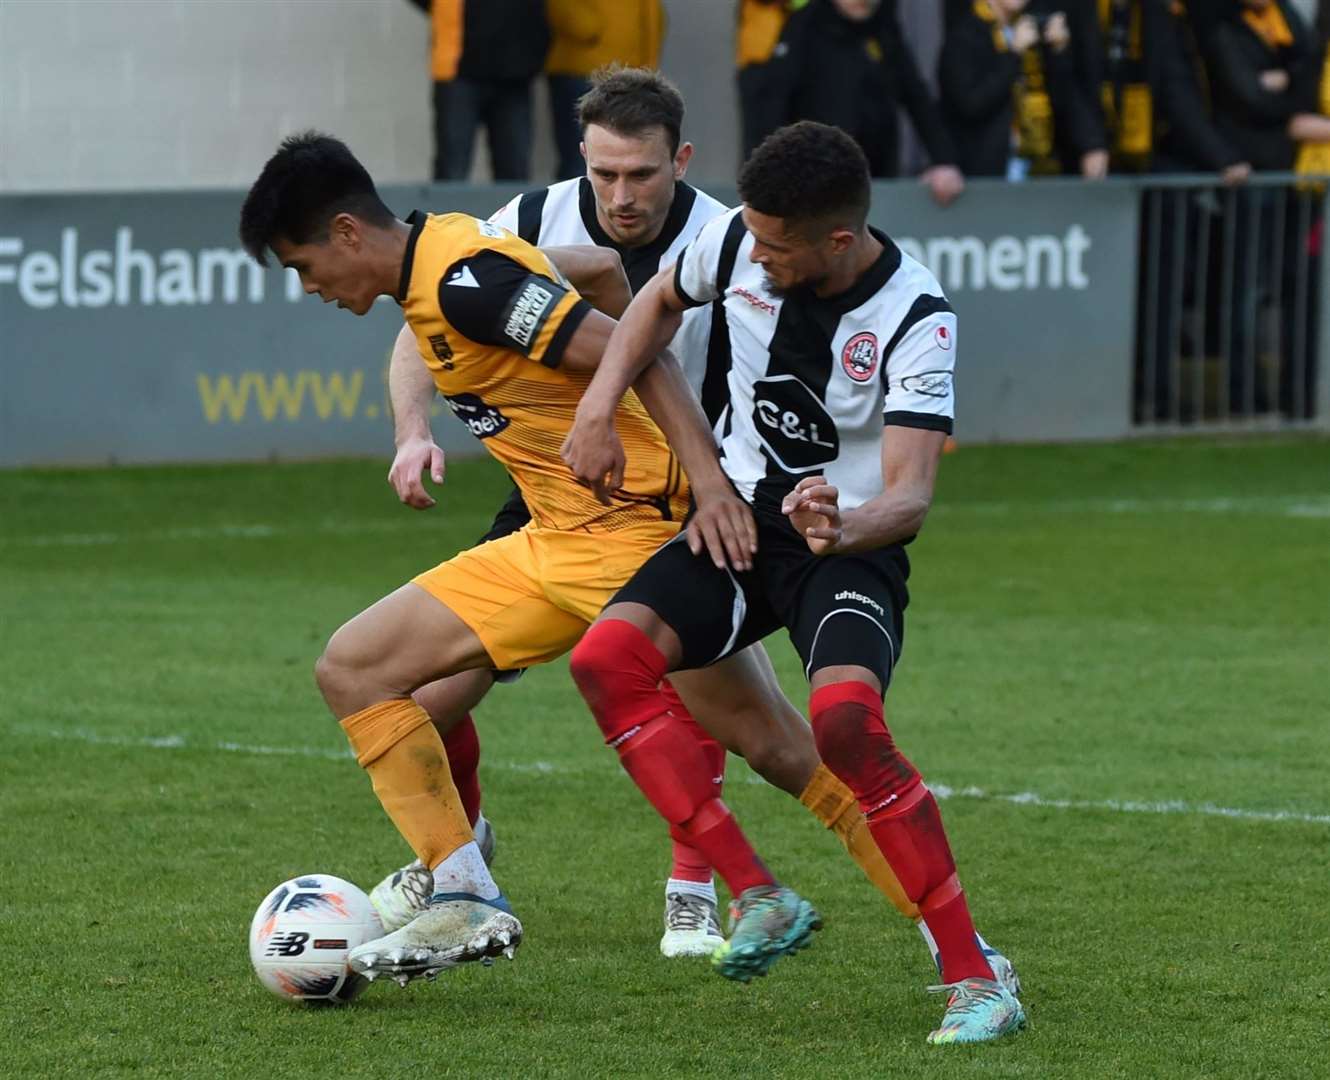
[490,177,731,419]
[672,207,957,513]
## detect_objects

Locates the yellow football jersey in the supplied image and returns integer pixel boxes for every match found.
[398,211,689,533]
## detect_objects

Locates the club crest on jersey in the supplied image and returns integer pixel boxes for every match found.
[841,332,879,382]
[428,333,454,369]
[934,324,953,350]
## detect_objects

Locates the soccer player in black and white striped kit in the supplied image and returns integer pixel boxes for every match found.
[563,121,1027,1045]
[374,69,1002,972]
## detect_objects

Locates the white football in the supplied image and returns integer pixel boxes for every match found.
[248,874,383,1004]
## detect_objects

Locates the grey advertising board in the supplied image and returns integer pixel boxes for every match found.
[0,179,1138,468]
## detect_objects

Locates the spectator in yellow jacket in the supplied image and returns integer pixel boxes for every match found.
[546,1,665,177]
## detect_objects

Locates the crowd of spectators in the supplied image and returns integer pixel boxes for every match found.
[407,0,1330,194]
[409,0,1326,421]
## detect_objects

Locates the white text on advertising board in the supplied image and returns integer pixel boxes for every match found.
[0,229,307,309]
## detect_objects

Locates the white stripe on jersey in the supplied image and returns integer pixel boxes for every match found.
[491,178,729,399]
[675,207,957,512]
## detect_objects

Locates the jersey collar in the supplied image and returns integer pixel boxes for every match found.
[576,177,698,261]
[812,227,902,314]
[396,210,428,303]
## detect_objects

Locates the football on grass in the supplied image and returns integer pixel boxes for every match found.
[248,874,382,1004]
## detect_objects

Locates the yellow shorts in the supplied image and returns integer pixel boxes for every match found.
[411,519,680,670]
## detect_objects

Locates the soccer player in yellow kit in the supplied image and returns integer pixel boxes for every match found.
[239,132,823,983]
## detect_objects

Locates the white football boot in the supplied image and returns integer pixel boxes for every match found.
[659,891,726,958]
[368,815,497,934]
[349,892,521,985]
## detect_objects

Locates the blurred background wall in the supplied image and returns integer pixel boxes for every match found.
[0,0,942,191]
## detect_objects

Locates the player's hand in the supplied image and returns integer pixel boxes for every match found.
[1011,15,1040,53]
[921,165,965,208]
[687,483,758,572]
[561,410,626,505]
[1080,149,1109,180]
[1260,69,1290,94]
[1220,161,1252,187]
[1042,12,1070,52]
[388,436,445,509]
[781,476,842,556]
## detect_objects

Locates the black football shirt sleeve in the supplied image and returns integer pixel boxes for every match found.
[436,250,592,367]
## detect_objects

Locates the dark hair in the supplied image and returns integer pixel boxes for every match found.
[738,121,871,232]
[576,66,685,156]
[239,132,394,265]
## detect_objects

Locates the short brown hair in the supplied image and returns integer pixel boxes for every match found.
[576,66,685,155]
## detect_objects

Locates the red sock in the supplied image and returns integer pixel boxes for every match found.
[570,620,774,896]
[661,679,724,884]
[441,714,482,827]
[810,681,991,984]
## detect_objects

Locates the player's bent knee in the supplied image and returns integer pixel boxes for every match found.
[313,623,387,716]
[737,729,812,795]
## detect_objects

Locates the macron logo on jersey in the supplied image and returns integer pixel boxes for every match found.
[447,266,480,288]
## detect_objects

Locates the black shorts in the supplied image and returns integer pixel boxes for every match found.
[476,483,533,684]
[477,484,533,544]
[612,501,910,688]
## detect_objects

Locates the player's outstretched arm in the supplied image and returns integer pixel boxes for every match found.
[558,265,683,498]
[541,245,633,319]
[782,426,945,555]
[387,322,446,510]
[556,277,757,570]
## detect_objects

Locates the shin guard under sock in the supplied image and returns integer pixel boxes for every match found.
[661,679,722,885]
[811,681,991,983]
[340,699,473,871]
[571,620,774,896]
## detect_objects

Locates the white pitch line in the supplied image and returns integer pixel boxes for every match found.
[15,725,1329,827]
[4,494,1328,549]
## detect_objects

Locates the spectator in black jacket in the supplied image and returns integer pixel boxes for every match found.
[408,0,549,181]
[1146,0,1251,179]
[754,0,967,205]
[1206,0,1322,170]
[940,1,1097,178]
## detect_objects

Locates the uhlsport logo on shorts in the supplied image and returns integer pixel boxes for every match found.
[841,332,879,382]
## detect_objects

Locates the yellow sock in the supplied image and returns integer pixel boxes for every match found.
[799,762,921,921]
[340,699,473,871]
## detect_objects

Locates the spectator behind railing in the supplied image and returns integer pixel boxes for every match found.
[1205,0,1322,171]
[1289,0,1330,173]
[1140,0,1251,181]
[545,2,665,181]
[939,2,1103,179]
[409,0,550,181]
[747,0,967,206]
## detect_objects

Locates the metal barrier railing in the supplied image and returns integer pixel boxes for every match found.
[1134,174,1326,431]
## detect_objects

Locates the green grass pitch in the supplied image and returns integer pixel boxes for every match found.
[2,436,1327,1078]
